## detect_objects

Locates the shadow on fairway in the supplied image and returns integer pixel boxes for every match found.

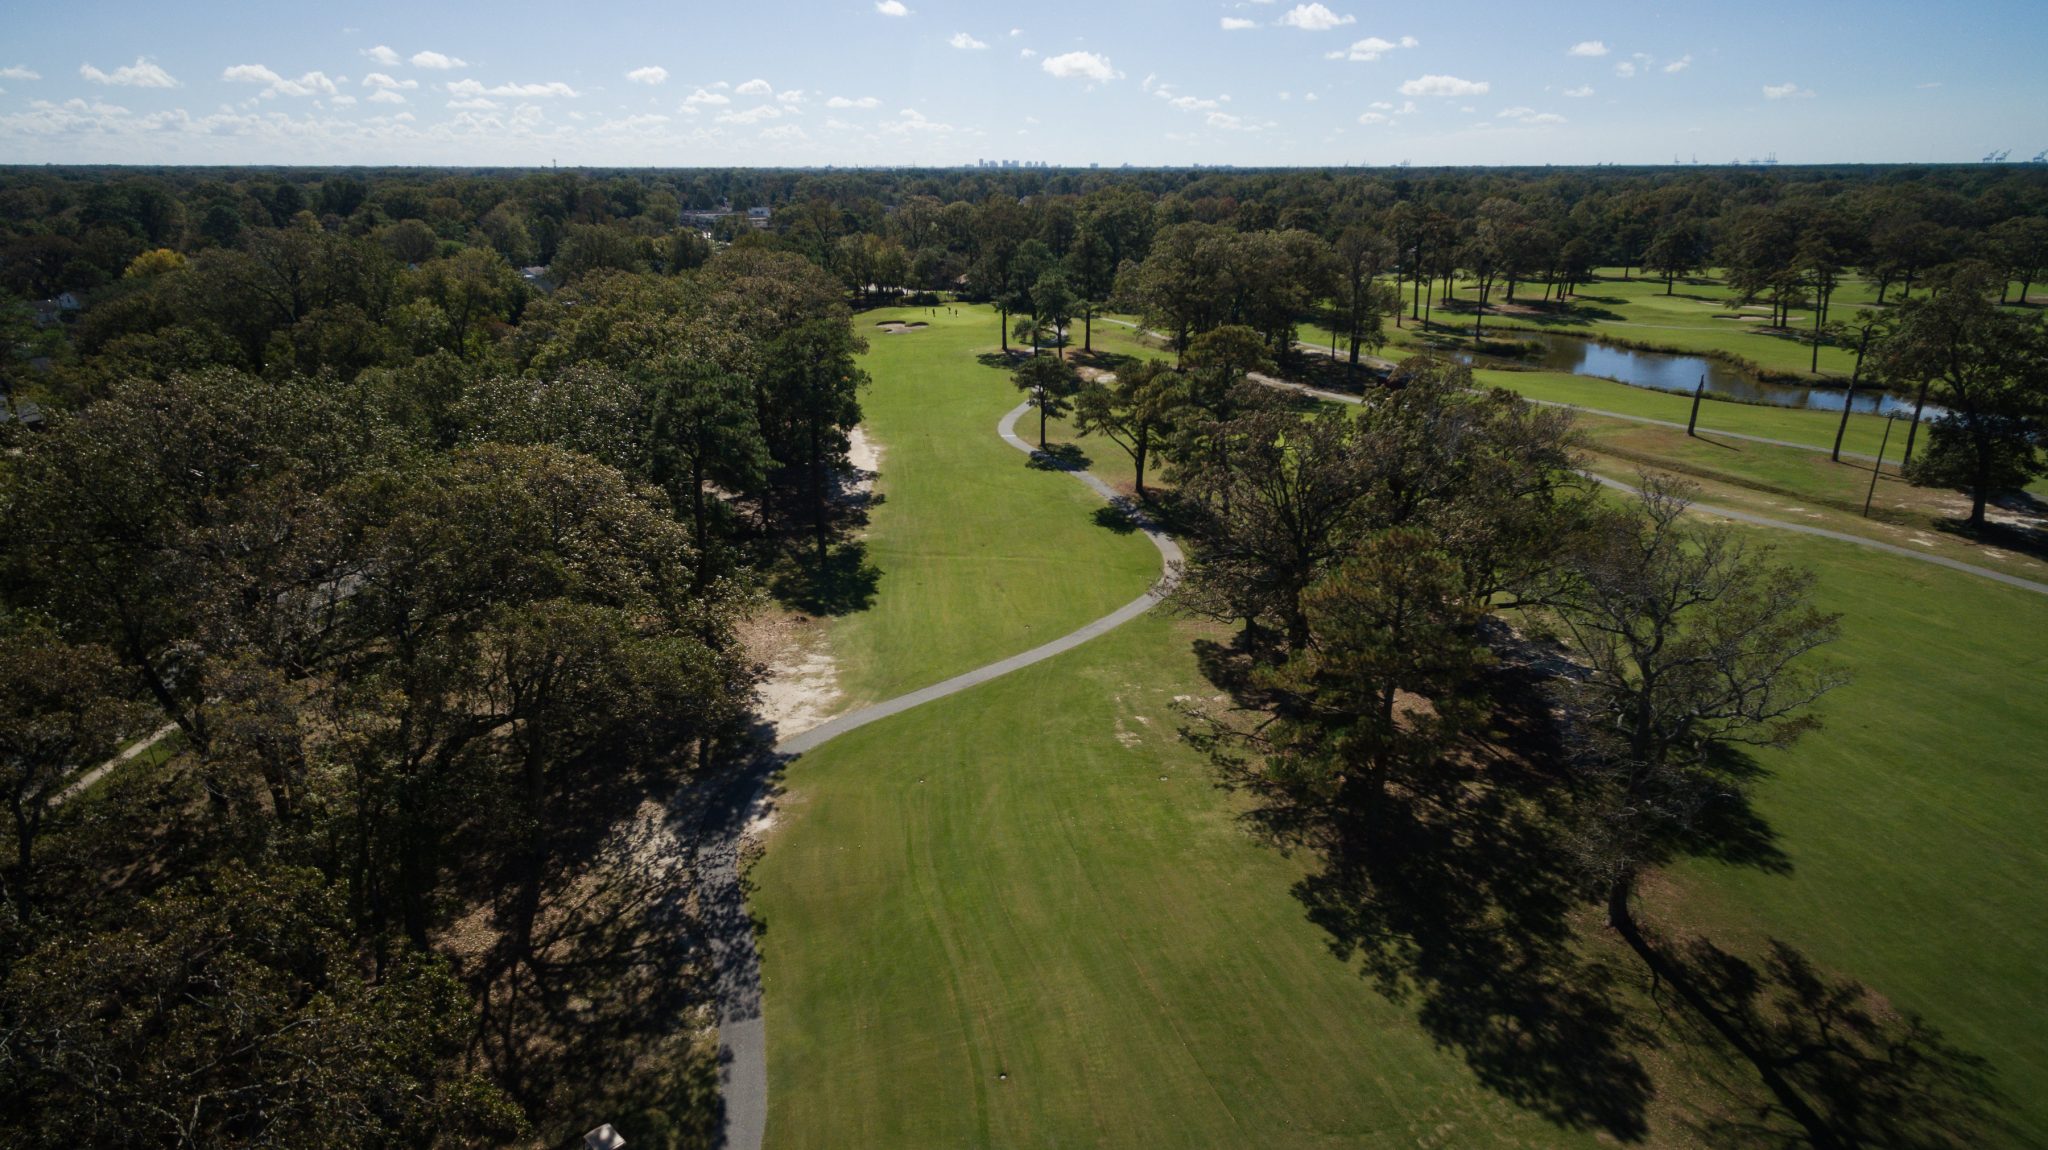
[1026,442,1090,472]
[1665,936,2021,1150]
[1188,637,1660,1140]
[771,541,881,616]
[1090,504,1140,535]
[1930,491,2048,562]
[1185,622,2019,1144]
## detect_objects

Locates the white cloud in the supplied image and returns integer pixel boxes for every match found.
[448,96,498,109]
[79,57,178,88]
[627,65,669,85]
[685,87,730,106]
[1763,81,1814,99]
[777,89,804,105]
[1358,98,1416,125]
[826,95,880,109]
[1663,55,1691,73]
[734,78,773,96]
[878,107,967,137]
[223,65,339,97]
[1010,27,1023,36]
[1020,48,1038,58]
[1220,17,1256,30]
[1305,91,1317,101]
[717,104,782,124]
[1563,84,1595,98]
[1499,106,1566,125]
[1332,35,1418,62]
[410,51,467,69]
[448,78,578,98]
[0,66,41,81]
[1041,50,1117,83]
[596,113,670,134]
[950,32,989,49]
[1162,92,1220,112]
[362,73,418,90]
[1614,61,1637,78]
[362,46,402,66]
[1398,73,1488,97]
[1277,3,1354,31]
[1916,81,1943,89]
[1207,111,1263,131]
[760,124,809,143]
[1568,40,1609,57]
[329,94,355,106]
[369,89,407,105]
[875,0,910,14]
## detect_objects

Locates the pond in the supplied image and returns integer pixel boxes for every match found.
[1463,331,1928,418]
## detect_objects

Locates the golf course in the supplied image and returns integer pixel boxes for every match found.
[740,298,2048,1147]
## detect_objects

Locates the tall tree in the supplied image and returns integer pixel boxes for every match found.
[1175,404,1375,649]
[1253,529,1492,822]
[1012,353,1080,449]
[1546,476,1846,1146]
[1073,359,1184,497]
[1872,264,2048,527]
[759,318,869,561]
[1547,476,1844,938]
[0,625,146,915]
[1331,226,1397,375]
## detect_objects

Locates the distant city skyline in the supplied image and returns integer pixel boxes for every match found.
[1,0,2043,167]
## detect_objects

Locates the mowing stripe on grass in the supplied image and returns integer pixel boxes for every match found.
[708,402,1183,1150]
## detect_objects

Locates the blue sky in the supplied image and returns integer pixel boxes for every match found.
[1,0,2042,167]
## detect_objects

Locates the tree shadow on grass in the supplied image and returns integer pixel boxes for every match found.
[1195,650,1662,1141]
[975,350,1030,371]
[1091,504,1139,535]
[1662,936,2025,1150]
[1069,349,1140,375]
[769,540,880,616]
[1026,442,1089,472]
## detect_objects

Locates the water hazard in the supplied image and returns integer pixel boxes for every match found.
[1465,331,1927,417]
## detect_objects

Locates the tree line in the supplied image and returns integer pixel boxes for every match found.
[0,213,868,1144]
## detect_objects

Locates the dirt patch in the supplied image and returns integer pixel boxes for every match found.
[875,321,930,334]
[736,425,884,754]
[739,603,843,750]
[848,424,883,486]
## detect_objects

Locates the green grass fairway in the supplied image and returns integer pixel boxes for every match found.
[829,305,1160,706]
[752,613,1605,1150]
[1663,531,2048,1144]
[747,302,2048,1148]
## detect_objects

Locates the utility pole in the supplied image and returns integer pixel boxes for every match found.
[1864,415,1897,517]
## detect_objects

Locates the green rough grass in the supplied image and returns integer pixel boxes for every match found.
[830,305,1160,706]
[1663,531,2048,1145]
[752,612,1606,1150]
[749,301,2048,1147]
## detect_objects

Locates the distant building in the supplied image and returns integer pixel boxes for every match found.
[746,206,772,228]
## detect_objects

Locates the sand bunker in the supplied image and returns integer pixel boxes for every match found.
[875,321,930,334]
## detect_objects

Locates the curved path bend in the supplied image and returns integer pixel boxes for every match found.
[700,402,1182,1150]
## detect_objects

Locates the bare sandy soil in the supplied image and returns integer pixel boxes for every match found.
[874,321,929,334]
